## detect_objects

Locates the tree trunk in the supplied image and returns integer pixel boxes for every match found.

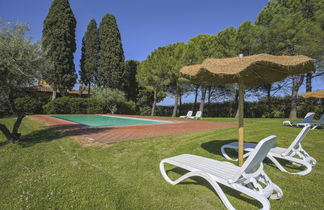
[88,83,91,97]
[207,86,212,104]
[306,73,312,92]
[193,85,199,111]
[235,89,239,118]
[52,90,57,100]
[289,75,304,119]
[0,114,25,143]
[199,85,207,115]
[79,84,83,96]
[151,88,157,116]
[265,83,272,101]
[179,92,182,113]
[172,88,179,117]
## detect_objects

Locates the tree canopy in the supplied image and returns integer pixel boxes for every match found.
[80,19,99,95]
[42,0,77,98]
[0,21,44,143]
[97,14,125,89]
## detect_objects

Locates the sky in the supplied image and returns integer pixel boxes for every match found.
[0,0,322,105]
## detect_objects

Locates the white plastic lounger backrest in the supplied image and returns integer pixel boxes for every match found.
[232,136,276,181]
[187,111,193,117]
[284,125,311,156]
[318,114,324,123]
[195,111,202,118]
[304,112,315,122]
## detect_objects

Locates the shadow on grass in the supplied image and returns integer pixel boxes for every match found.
[201,139,237,156]
[166,167,262,209]
[18,124,110,148]
[201,139,307,172]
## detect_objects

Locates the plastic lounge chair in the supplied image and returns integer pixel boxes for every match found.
[221,125,316,175]
[282,112,315,127]
[187,111,202,120]
[179,111,193,119]
[160,136,283,210]
[297,114,324,129]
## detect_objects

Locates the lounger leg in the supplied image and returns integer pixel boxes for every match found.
[233,184,271,210]
[221,145,251,161]
[160,160,236,210]
[267,155,313,175]
[221,146,238,161]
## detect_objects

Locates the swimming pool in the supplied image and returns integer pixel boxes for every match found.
[52,115,171,127]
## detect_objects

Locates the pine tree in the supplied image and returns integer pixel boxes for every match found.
[80,19,99,96]
[42,0,77,99]
[98,14,125,88]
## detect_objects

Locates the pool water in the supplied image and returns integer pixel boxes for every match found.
[53,115,171,127]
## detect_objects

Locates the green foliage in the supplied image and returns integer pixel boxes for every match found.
[15,96,46,114]
[217,26,238,57]
[256,0,324,57]
[118,101,137,115]
[91,87,126,114]
[97,14,125,89]
[157,96,323,118]
[80,19,99,89]
[0,20,44,113]
[136,88,166,111]
[183,34,222,65]
[123,60,139,102]
[236,21,260,55]
[44,97,103,114]
[42,0,77,92]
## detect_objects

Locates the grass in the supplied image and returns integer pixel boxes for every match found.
[0,116,323,209]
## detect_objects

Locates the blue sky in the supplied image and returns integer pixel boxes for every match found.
[1,0,322,105]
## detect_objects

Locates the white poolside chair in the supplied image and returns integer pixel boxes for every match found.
[179,111,193,119]
[297,114,324,129]
[187,111,202,120]
[160,136,283,210]
[221,125,316,175]
[282,112,315,127]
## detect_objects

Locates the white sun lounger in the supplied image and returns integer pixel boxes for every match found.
[160,136,283,210]
[297,114,324,129]
[179,111,193,119]
[221,125,316,175]
[187,111,202,120]
[283,112,315,127]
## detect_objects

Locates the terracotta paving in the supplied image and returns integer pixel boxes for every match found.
[28,114,236,145]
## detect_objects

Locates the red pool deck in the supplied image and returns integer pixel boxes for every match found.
[28,115,236,145]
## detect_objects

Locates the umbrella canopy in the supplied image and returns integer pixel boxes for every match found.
[180,54,315,166]
[300,90,324,98]
[181,54,314,87]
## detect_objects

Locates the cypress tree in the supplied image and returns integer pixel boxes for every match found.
[98,14,125,88]
[123,60,139,102]
[42,0,77,99]
[80,19,99,96]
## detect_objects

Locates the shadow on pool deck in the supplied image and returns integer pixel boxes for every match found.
[27,115,236,146]
[19,124,110,147]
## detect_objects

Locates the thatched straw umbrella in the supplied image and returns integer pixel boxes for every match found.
[300,90,324,98]
[180,54,315,166]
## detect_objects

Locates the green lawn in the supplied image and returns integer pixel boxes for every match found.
[0,117,323,209]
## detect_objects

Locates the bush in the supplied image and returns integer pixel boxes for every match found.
[156,96,323,118]
[44,97,105,114]
[118,101,137,115]
[15,96,49,114]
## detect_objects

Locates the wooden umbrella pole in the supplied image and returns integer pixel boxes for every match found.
[238,82,245,166]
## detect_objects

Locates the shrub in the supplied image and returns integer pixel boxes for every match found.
[15,96,47,114]
[91,87,126,114]
[43,97,105,114]
[118,101,137,115]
